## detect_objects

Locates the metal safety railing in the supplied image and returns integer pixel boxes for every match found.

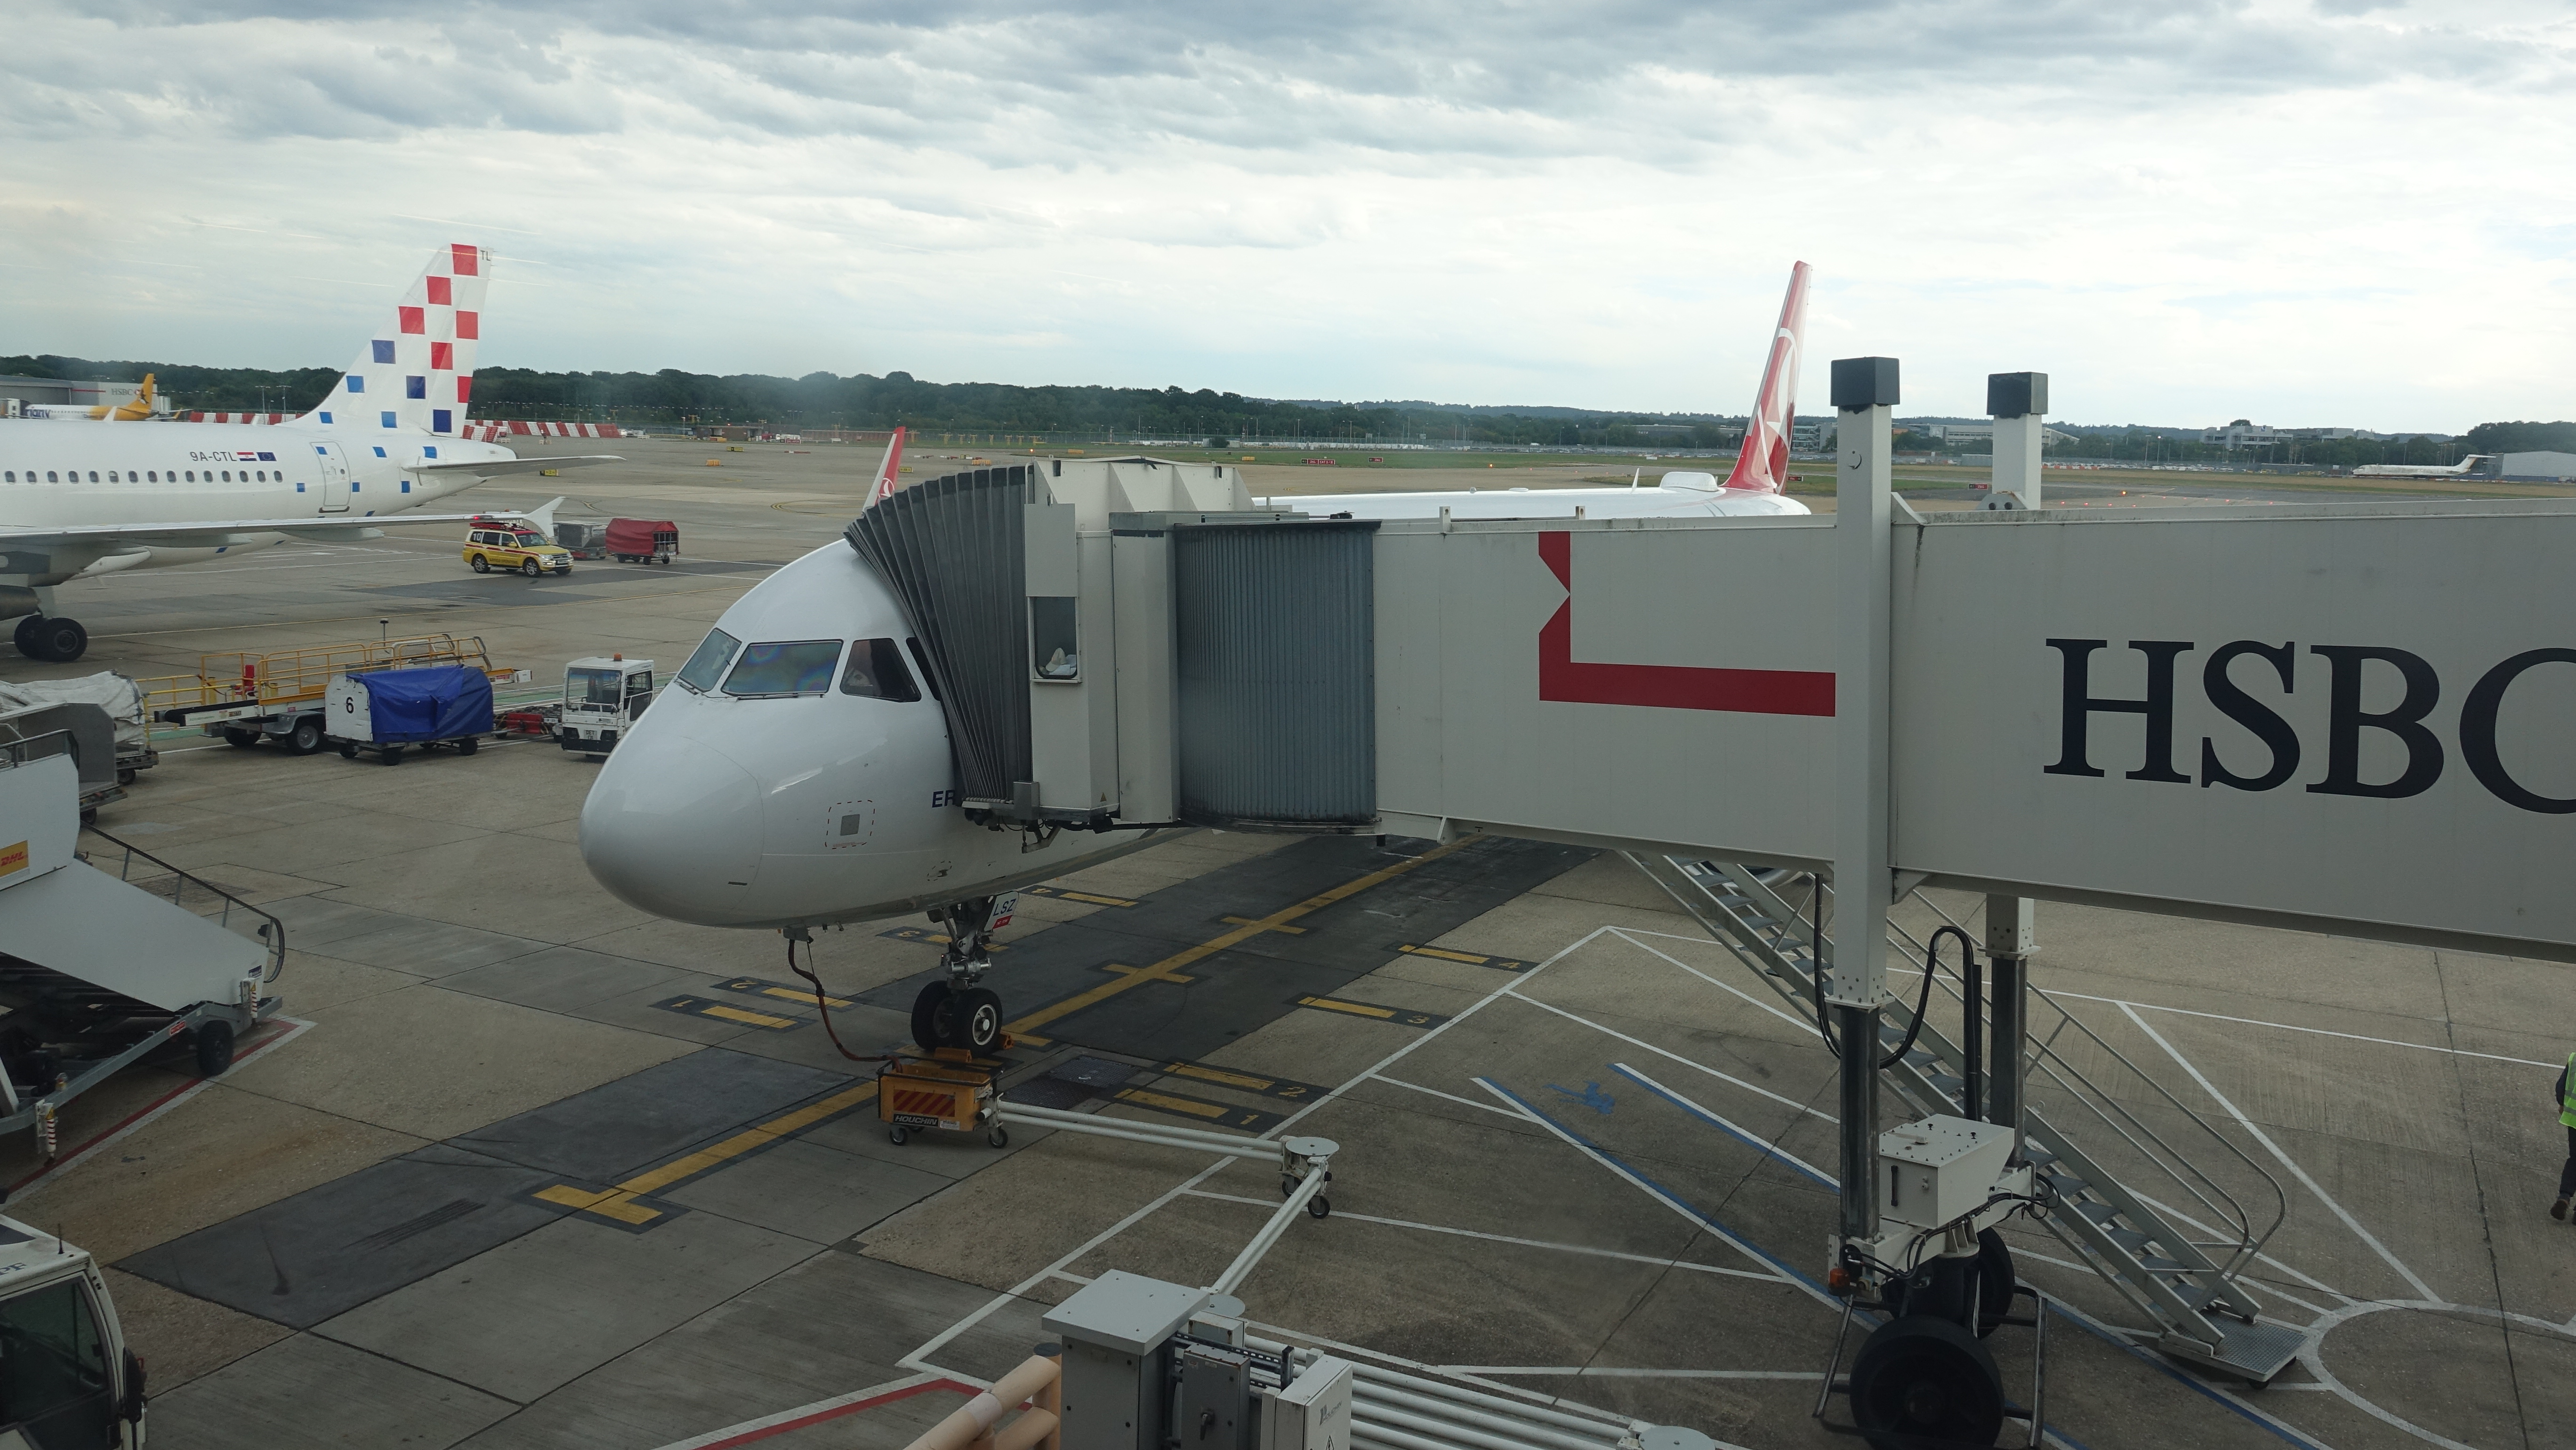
[136,632,506,720]
[1628,854,2303,1381]
[80,824,287,983]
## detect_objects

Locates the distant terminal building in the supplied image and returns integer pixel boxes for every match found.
[0,374,172,419]
[1927,422,2075,446]
[1792,415,1835,450]
[2200,420,2443,449]
[2497,451,2576,482]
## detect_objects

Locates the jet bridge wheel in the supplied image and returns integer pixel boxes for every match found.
[193,1022,235,1078]
[1849,1314,2006,1450]
[1975,1230,2014,1338]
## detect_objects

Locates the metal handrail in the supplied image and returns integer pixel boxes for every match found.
[80,825,287,983]
[1905,892,2290,1276]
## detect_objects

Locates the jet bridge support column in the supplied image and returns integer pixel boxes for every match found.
[1982,371,2047,511]
[1984,895,2035,1161]
[1827,356,1900,1245]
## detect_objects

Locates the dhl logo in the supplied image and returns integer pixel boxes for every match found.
[0,841,26,878]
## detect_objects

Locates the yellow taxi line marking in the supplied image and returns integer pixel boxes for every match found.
[1297,995,1396,1020]
[753,983,851,1009]
[1115,1088,1229,1120]
[1004,837,1476,1038]
[1223,916,1308,934]
[1053,890,1141,908]
[1400,945,1489,965]
[546,1082,881,1223]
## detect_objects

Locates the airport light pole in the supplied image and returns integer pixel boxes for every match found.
[1829,356,1899,1247]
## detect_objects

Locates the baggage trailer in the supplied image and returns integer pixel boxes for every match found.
[327,663,495,765]
[0,671,156,783]
[552,518,611,559]
[0,731,282,1167]
[0,701,124,821]
[139,633,525,756]
[606,517,679,565]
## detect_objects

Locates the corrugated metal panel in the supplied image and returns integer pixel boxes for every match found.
[1173,521,1377,831]
[844,467,1035,803]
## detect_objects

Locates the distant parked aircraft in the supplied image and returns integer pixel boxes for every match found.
[2351,453,2495,480]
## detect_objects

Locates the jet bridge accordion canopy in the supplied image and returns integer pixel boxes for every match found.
[845,466,1038,808]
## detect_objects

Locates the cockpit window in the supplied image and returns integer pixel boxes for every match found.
[676,628,741,693]
[840,638,922,701]
[724,640,842,697]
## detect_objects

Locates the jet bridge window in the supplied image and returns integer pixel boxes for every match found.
[1030,597,1079,681]
[839,638,922,701]
[724,640,842,698]
[675,628,741,694]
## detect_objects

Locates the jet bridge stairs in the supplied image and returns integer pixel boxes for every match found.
[1626,854,2308,1385]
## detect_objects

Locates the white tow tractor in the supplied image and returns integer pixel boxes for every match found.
[558,656,654,760]
[0,1213,149,1446]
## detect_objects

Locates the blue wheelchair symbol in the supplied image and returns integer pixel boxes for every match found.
[1547,1080,1615,1115]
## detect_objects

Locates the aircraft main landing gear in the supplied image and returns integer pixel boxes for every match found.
[11,614,88,663]
[910,893,1017,1054]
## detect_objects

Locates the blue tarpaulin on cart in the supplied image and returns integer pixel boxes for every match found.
[356,665,492,743]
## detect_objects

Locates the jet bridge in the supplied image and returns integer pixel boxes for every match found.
[847,367,2576,1434]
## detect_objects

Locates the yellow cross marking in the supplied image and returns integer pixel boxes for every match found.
[1003,837,1474,1040]
[1399,945,1489,965]
[539,1081,879,1226]
[1161,1062,1278,1093]
[699,1002,800,1030]
[1115,1087,1229,1120]
[1297,995,1395,1020]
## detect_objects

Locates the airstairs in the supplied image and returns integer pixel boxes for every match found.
[1626,854,2308,1384]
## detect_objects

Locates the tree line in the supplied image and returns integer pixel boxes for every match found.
[1,355,1736,449]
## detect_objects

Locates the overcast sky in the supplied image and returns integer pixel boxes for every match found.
[3,1,2569,428]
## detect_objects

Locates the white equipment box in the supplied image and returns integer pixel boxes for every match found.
[1263,1356,1352,1450]
[1878,1115,2015,1231]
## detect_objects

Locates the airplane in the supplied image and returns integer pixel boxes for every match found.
[578,264,1827,1058]
[1256,262,1816,522]
[2350,453,2496,480]
[0,243,619,662]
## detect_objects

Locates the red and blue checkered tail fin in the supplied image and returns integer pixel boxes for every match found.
[297,243,491,440]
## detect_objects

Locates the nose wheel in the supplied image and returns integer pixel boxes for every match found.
[910,895,1010,1053]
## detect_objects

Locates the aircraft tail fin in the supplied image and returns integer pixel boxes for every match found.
[298,243,492,441]
[863,426,908,509]
[1720,261,1813,493]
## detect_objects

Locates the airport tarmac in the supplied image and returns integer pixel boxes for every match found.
[3,439,2569,1450]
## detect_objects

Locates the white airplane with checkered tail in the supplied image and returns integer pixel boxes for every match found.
[0,243,617,662]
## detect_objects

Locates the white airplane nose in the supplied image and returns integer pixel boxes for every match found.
[580,726,768,925]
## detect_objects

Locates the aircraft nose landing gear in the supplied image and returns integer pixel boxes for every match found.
[910,892,1017,1054]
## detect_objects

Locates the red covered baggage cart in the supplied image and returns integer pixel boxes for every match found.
[605,518,679,565]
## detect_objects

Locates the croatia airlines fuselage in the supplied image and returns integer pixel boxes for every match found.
[0,419,514,572]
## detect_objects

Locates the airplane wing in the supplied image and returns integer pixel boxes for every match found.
[0,510,545,550]
[410,454,622,478]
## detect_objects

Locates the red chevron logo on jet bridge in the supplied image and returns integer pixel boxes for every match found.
[1537,531,1835,716]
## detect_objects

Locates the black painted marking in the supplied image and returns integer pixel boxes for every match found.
[1155,1059,1330,1104]
[652,994,806,1031]
[1392,943,1530,972]
[1111,1086,1286,1135]
[1294,995,1449,1030]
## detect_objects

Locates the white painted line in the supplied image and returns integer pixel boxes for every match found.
[1607,1063,1836,1189]
[902,927,1623,1379]
[1270,926,1621,1136]
[1180,1188,1793,1283]
[1471,1077,1837,1308]
[1365,1072,1527,1119]
[2126,1188,2356,1313]
[1602,927,1815,1033]
[2060,990,2558,1070]
[1500,988,1835,1122]
[2121,1003,2439,1304]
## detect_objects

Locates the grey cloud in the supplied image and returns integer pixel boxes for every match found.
[4,0,2562,163]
